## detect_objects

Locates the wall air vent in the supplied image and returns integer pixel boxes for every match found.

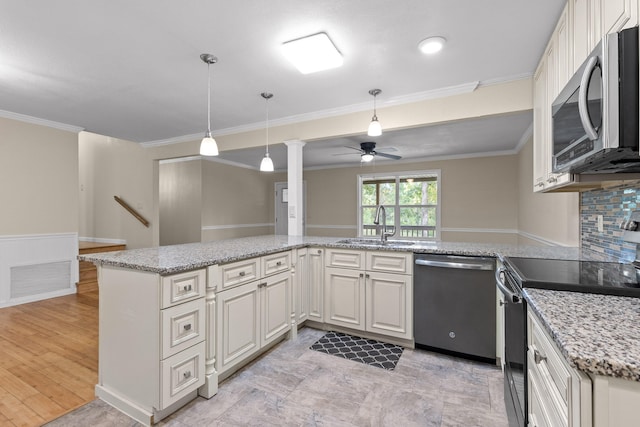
[10,261,72,299]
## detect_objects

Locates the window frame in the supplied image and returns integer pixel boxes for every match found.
[357,169,441,241]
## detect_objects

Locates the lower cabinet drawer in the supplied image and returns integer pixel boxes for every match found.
[161,298,206,359]
[160,341,205,409]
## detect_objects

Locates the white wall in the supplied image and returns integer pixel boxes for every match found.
[79,132,155,249]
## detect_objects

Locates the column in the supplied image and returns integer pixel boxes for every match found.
[284,140,306,236]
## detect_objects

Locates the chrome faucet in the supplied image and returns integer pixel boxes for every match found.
[373,205,396,243]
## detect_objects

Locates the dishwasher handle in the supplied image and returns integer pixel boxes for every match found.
[415,258,493,271]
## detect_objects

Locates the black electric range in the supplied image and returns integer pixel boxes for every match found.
[504,257,640,298]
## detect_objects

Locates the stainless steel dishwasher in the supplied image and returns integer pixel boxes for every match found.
[413,253,496,363]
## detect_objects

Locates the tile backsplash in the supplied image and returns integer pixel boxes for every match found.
[580,183,639,262]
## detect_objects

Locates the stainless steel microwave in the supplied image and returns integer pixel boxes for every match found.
[551,26,638,174]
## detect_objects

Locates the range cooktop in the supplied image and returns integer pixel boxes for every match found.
[504,257,640,298]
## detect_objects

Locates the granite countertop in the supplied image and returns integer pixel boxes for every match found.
[79,234,609,275]
[525,288,640,381]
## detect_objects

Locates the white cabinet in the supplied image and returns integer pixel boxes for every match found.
[307,247,325,322]
[533,4,575,193]
[572,0,637,70]
[324,249,413,341]
[325,266,366,330]
[365,271,412,340]
[527,307,592,427]
[210,253,291,381]
[533,0,638,193]
[96,267,207,425]
[293,248,309,324]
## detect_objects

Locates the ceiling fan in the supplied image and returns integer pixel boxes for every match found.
[345,142,402,162]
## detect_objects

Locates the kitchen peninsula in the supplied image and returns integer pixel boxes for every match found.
[81,235,640,426]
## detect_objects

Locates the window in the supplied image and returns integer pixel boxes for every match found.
[358,171,440,240]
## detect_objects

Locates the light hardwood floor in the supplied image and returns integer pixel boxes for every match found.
[0,290,98,427]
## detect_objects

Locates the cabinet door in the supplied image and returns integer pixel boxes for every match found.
[533,60,548,192]
[261,271,291,347]
[601,0,637,34]
[365,271,412,340]
[324,267,365,330]
[216,281,260,376]
[294,248,309,323]
[308,248,325,322]
[572,0,591,71]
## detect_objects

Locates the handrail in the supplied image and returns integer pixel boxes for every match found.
[114,196,150,228]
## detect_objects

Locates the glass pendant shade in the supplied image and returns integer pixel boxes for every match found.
[260,152,274,172]
[367,117,382,137]
[200,131,219,156]
[361,153,375,162]
[200,53,219,156]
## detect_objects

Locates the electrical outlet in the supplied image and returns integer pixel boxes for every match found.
[597,215,604,232]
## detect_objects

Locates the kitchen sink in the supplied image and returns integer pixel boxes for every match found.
[336,238,416,248]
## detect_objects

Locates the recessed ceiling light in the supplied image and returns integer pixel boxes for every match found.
[418,36,446,54]
[282,32,343,74]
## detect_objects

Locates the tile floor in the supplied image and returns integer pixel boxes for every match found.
[45,327,508,427]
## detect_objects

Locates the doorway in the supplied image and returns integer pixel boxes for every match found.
[274,181,306,235]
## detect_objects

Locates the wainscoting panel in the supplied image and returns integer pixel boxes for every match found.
[0,233,78,307]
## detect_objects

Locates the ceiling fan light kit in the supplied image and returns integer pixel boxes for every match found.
[367,88,382,137]
[199,53,219,156]
[259,92,275,172]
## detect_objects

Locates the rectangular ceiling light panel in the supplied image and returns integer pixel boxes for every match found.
[282,32,343,74]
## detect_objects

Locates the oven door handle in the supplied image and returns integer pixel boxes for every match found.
[495,267,521,304]
[578,56,599,141]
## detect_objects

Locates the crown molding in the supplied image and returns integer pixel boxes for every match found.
[141,73,533,148]
[0,109,84,133]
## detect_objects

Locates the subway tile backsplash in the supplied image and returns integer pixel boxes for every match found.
[580,183,639,262]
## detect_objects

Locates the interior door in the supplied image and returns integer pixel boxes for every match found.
[274,182,307,235]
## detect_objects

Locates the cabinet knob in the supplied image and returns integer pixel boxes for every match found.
[183,323,192,331]
[359,273,364,278]
[534,349,547,364]
[239,271,246,277]
[276,261,282,266]
[317,249,322,254]
[183,370,191,379]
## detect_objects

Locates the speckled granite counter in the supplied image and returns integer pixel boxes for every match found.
[79,235,612,275]
[525,288,640,381]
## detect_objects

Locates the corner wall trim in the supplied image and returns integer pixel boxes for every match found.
[306,224,358,230]
[0,109,84,133]
[517,231,568,247]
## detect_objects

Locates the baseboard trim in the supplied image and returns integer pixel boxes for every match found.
[79,237,127,245]
[202,223,274,231]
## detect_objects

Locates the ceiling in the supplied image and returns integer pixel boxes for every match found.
[214,110,533,170]
[1,1,564,147]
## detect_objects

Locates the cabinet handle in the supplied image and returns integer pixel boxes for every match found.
[547,176,557,184]
[258,282,267,288]
[239,271,246,277]
[365,274,370,279]
[183,323,192,331]
[276,261,282,266]
[183,370,191,379]
[359,273,364,278]
[534,349,547,364]
[536,182,545,188]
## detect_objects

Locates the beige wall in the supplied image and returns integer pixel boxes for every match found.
[200,161,284,241]
[0,117,79,235]
[79,132,155,249]
[304,154,520,243]
[159,159,202,245]
[516,137,579,246]
[147,79,533,158]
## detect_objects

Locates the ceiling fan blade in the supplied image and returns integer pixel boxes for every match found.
[376,151,402,160]
[344,146,364,152]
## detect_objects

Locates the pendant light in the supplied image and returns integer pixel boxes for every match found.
[199,53,219,156]
[259,92,274,172]
[367,88,382,137]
